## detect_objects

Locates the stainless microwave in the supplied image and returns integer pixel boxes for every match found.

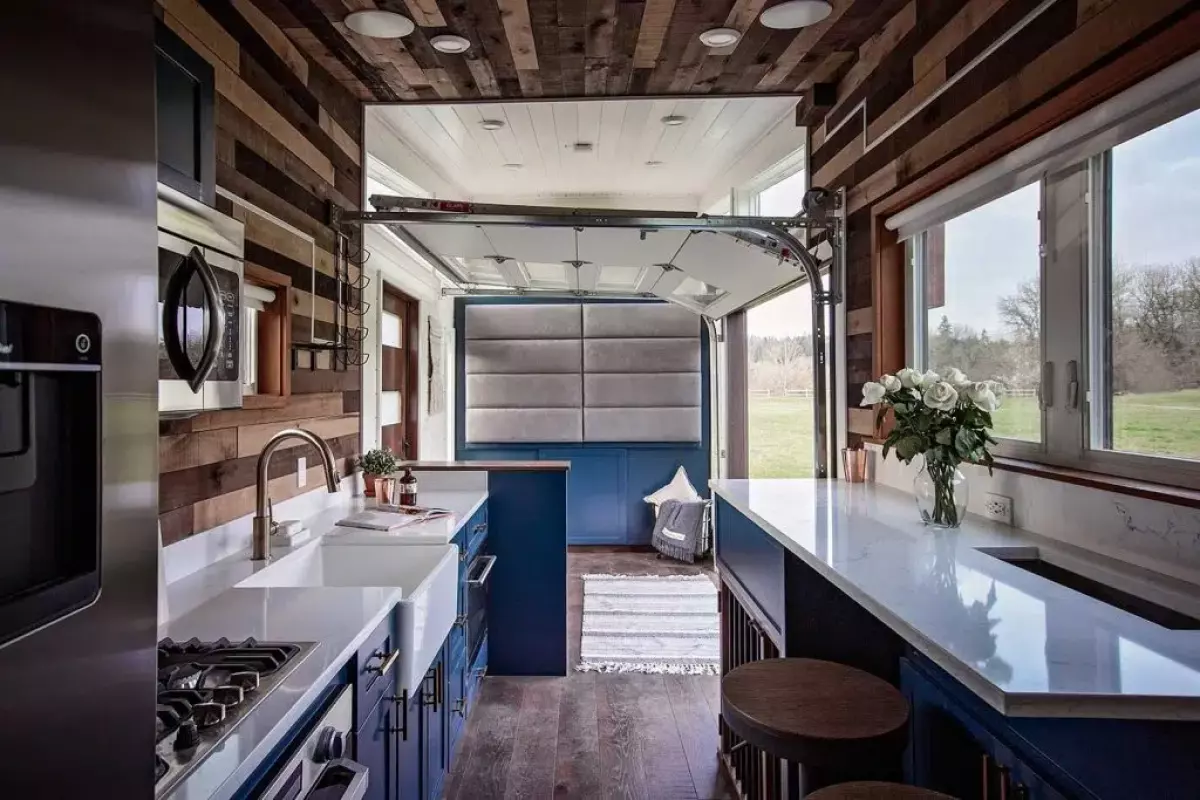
[157,185,245,415]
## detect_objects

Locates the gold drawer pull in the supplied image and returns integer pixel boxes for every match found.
[366,648,400,677]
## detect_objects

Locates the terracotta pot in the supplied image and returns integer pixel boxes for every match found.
[364,473,378,497]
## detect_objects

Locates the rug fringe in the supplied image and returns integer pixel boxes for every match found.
[575,661,720,676]
[580,572,712,581]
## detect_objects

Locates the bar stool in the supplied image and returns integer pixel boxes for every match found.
[807,783,957,799]
[721,658,910,796]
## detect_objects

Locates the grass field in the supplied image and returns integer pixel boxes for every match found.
[748,389,1200,478]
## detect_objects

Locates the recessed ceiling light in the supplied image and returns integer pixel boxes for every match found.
[760,0,833,29]
[645,161,664,167]
[699,28,741,47]
[572,142,594,152]
[661,114,687,126]
[430,34,471,53]
[503,163,523,170]
[480,119,506,131]
[344,10,415,38]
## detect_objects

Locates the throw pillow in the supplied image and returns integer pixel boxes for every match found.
[643,466,702,512]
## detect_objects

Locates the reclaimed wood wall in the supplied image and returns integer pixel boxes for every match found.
[156,0,364,544]
[803,0,1200,441]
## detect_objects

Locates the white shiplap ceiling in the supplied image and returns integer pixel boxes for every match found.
[371,96,798,201]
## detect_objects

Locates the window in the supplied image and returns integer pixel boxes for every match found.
[909,184,1043,443]
[901,62,1200,486]
[241,272,290,403]
[1092,108,1200,462]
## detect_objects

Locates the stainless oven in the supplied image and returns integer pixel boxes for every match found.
[0,300,102,650]
[158,185,245,414]
[256,685,369,800]
[465,552,496,665]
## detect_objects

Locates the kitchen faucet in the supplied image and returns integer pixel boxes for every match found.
[252,428,340,561]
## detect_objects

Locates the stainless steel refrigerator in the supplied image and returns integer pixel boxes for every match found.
[0,1,160,795]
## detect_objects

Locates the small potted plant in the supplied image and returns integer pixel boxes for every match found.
[358,448,397,497]
[861,367,1002,528]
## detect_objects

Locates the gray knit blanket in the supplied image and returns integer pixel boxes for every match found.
[651,499,709,563]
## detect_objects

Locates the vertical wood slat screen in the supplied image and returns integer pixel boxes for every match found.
[720,582,783,800]
[463,302,701,444]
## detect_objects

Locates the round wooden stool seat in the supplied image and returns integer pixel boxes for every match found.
[807,782,957,799]
[721,658,909,771]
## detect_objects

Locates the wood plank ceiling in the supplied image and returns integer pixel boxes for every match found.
[255,0,909,101]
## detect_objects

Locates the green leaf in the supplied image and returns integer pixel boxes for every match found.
[955,428,977,460]
[935,428,953,446]
[895,435,924,462]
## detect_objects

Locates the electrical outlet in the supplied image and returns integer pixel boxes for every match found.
[983,493,1013,525]
[297,457,307,487]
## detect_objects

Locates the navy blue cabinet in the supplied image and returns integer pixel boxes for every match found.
[422,652,446,800]
[902,658,1077,800]
[357,693,398,800]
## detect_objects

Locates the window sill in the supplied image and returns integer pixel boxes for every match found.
[242,393,288,410]
[992,457,1200,511]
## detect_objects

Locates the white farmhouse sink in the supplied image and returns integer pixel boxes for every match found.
[237,541,459,695]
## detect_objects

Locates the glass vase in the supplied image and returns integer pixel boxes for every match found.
[914,462,968,529]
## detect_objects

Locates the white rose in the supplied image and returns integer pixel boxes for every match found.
[861,381,886,406]
[987,380,1006,409]
[944,367,971,388]
[896,367,923,389]
[965,381,998,413]
[921,369,942,387]
[879,374,902,393]
[922,380,959,411]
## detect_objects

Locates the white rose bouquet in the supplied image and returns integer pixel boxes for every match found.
[861,367,1003,528]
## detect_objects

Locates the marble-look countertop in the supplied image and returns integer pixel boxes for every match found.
[396,460,571,471]
[160,490,486,800]
[711,479,1200,720]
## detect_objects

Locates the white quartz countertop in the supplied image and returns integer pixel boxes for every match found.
[159,489,486,800]
[710,479,1200,720]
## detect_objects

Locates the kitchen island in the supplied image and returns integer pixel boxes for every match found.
[711,479,1200,799]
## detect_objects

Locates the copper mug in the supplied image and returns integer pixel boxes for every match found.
[842,448,868,483]
[374,477,396,504]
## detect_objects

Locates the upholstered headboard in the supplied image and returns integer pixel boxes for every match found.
[463,302,702,444]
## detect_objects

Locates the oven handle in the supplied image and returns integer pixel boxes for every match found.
[467,555,497,586]
[162,246,224,393]
[306,758,369,800]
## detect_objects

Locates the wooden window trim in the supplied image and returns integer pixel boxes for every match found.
[244,263,291,403]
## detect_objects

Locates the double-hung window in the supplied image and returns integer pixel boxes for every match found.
[895,53,1200,487]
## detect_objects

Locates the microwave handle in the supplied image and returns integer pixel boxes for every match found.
[162,247,224,393]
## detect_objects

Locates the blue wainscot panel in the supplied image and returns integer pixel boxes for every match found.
[539,448,627,544]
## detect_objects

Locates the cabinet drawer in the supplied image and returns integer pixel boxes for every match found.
[355,616,398,731]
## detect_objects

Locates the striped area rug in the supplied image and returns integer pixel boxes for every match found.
[577,573,719,675]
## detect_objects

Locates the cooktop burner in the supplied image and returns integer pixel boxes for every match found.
[154,637,314,797]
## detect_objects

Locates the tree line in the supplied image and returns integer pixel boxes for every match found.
[930,259,1200,394]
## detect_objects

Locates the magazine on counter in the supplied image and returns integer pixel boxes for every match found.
[336,505,453,531]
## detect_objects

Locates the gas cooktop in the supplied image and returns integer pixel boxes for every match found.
[155,637,315,797]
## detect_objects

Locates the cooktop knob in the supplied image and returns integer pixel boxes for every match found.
[174,719,200,751]
[313,726,345,763]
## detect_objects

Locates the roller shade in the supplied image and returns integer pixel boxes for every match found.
[885,50,1200,241]
[243,283,276,312]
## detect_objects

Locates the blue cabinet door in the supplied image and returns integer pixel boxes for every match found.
[394,687,421,800]
[539,448,627,544]
[422,652,446,800]
[357,694,397,800]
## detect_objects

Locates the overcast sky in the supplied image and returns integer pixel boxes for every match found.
[748,107,1200,340]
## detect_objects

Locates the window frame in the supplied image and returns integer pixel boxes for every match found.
[902,73,1200,490]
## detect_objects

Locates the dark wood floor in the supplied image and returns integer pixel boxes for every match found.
[444,550,729,800]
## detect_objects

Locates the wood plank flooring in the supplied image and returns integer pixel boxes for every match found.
[444,551,729,800]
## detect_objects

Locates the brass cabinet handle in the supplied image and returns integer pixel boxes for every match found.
[366,648,400,677]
